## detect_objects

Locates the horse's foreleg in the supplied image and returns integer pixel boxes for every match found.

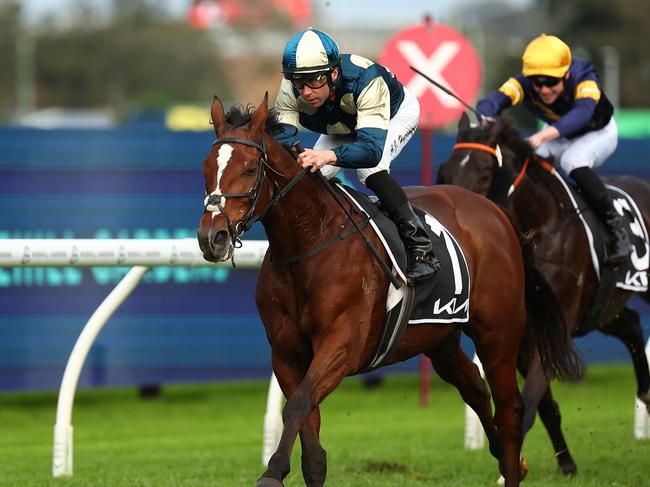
[299,408,327,487]
[601,307,650,408]
[260,347,348,487]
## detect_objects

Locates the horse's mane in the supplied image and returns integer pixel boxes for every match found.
[224,103,296,156]
[225,104,283,136]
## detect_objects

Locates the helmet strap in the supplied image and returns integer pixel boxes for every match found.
[327,68,338,101]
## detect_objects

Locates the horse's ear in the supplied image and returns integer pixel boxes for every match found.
[250,92,269,136]
[211,96,227,137]
[457,112,470,139]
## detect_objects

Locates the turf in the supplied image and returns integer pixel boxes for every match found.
[0,363,647,486]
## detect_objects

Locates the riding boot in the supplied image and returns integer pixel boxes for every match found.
[570,166,631,264]
[365,170,440,284]
[603,209,632,263]
[389,202,441,283]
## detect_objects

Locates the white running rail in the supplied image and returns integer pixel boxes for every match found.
[0,239,281,477]
[634,338,650,439]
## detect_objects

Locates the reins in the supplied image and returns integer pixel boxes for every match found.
[453,142,530,196]
[311,171,402,289]
[206,136,401,288]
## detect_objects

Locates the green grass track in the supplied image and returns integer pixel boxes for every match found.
[0,363,647,486]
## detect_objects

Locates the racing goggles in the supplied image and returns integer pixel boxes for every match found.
[290,72,329,91]
[528,75,562,88]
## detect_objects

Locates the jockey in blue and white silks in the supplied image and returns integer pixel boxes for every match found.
[273,28,439,284]
[476,34,630,264]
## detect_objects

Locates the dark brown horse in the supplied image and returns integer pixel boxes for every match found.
[439,113,650,476]
[197,95,580,487]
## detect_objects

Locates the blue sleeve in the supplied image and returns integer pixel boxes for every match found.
[476,91,512,118]
[332,127,385,169]
[552,98,597,138]
[271,122,300,150]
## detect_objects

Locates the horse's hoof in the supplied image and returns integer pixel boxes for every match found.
[519,456,528,481]
[256,477,284,487]
[557,452,577,477]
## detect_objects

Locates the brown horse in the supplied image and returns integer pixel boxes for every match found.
[197,95,580,487]
[439,113,650,476]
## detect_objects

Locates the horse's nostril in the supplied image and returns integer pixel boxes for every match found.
[211,230,229,248]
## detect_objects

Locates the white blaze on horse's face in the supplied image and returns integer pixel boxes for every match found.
[204,144,233,218]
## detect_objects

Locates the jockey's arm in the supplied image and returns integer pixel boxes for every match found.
[273,79,301,149]
[552,97,598,138]
[331,76,389,169]
[476,77,522,118]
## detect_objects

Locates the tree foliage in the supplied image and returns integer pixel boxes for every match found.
[0,0,233,121]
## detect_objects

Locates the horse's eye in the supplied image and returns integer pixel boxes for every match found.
[244,165,258,177]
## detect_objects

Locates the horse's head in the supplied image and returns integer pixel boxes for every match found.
[438,112,506,196]
[197,94,273,263]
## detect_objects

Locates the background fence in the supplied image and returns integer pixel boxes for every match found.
[1,125,649,392]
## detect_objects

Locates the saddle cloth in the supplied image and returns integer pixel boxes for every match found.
[550,171,649,292]
[334,183,471,324]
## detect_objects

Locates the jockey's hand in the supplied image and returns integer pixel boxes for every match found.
[297,149,337,173]
[527,126,560,149]
[480,115,496,128]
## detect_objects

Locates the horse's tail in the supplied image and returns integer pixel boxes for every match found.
[520,239,583,380]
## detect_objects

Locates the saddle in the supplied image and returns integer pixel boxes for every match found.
[333,183,471,370]
[549,170,649,327]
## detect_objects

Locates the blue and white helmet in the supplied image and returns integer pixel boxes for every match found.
[282,28,341,79]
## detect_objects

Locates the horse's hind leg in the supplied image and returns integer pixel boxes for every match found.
[425,333,503,468]
[601,307,650,409]
[537,386,577,476]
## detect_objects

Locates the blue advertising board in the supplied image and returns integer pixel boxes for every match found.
[0,126,648,391]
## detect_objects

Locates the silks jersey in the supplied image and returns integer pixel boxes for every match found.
[477,59,613,139]
[273,54,405,168]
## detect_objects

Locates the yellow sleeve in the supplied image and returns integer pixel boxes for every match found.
[575,80,601,102]
[498,77,524,106]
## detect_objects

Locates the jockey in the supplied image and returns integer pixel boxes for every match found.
[273,27,439,283]
[477,34,631,264]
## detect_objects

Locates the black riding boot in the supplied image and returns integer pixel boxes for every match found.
[365,171,440,284]
[390,202,441,282]
[570,167,631,264]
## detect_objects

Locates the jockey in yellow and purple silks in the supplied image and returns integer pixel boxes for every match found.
[273,27,439,284]
[477,34,630,264]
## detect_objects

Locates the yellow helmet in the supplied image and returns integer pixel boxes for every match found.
[522,34,572,78]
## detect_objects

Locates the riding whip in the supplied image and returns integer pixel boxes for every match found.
[409,66,484,123]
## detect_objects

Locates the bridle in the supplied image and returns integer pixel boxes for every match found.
[452,141,531,196]
[202,134,400,287]
[203,135,309,249]
[453,140,577,265]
